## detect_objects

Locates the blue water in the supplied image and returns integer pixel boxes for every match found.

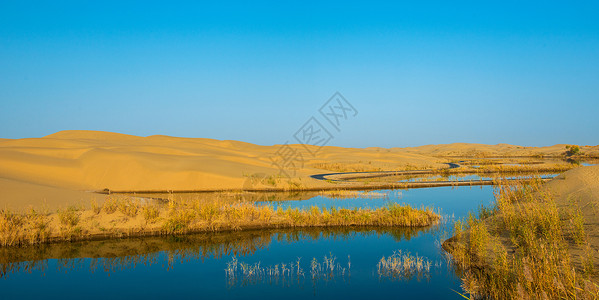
[391,173,557,183]
[0,186,495,299]
[261,186,492,219]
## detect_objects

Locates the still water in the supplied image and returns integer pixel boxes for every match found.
[0,186,494,299]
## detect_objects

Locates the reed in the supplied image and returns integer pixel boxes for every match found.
[319,190,388,199]
[377,250,434,281]
[117,198,139,217]
[142,205,160,224]
[445,178,599,299]
[0,196,440,247]
[102,196,119,214]
[225,252,350,287]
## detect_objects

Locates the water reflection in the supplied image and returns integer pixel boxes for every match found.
[389,172,558,183]
[0,226,431,280]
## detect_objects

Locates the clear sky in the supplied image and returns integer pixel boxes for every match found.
[1,1,597,147]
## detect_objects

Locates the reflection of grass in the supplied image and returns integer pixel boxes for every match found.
[445,178,599,298]
[0,197,440,247]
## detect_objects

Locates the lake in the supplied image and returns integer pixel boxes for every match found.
[0,186,494,299]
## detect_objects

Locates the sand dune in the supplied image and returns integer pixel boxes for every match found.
[0,177,105,211]
[546,166,599,246]
[0,130,595,210]
[0,130,445,209]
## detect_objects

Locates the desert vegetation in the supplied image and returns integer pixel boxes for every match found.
[312,162,434,173]
[319,190,389,199]
[0,195,440,248]
[225,253,351,287]
[377,250,441,281]
[565,145,581,156]
[444,178,599,299]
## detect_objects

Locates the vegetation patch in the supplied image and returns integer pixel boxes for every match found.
[0,196,440,247]
[444,179,599,299]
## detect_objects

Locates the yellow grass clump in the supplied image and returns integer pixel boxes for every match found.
[0,195,440,248]
[445,178,599,299]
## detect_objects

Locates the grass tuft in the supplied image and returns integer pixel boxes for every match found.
[446,178,599,299]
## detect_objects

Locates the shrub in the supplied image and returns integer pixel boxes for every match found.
[565,145,581,156]
[58,206,80,227]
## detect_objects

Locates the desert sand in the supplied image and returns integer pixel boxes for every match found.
[0,130,595,210]
[546,166,599,270]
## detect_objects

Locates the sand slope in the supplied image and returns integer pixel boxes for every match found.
[545,166,599,267]
[0,130,445,208]
[1,130,596,209]
[0,177,105,211]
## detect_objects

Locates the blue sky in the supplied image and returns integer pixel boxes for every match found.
[1,1,598,147]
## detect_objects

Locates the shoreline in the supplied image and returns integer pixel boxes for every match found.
[0,200,440,248]
[103,177,552,195]
[441,165,599,297]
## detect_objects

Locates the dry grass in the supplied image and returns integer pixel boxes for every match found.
[225,253,351,287]
[0,196,440,247]
[142,205,160,224]
[319,190,389,199]
[445,178,599,299]
[377,250,434,281]
[90,199,101,215]
[160,198,440,234]
[58,206,80,227]
[312,162,434,173]
[471,163,577,173]
[102,196,119,214]
[117,198,139,217]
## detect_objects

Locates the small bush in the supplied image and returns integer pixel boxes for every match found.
[163,210,196,233]
[103,197,118,214]
[565,145,581,156]
[58,206,80,227]
[142,205,160,224]
[118,198,139,217]
[90,199,102,215]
